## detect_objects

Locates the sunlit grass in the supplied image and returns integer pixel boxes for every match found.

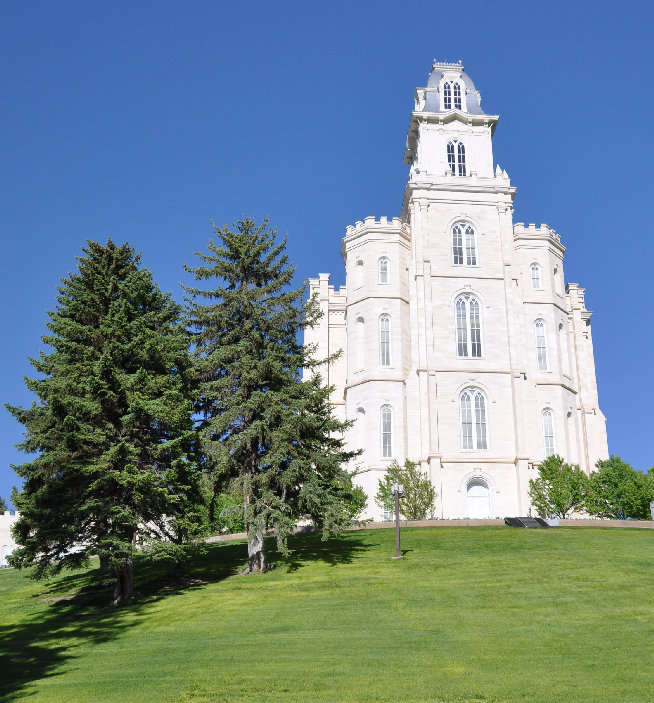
[1,526,652,702]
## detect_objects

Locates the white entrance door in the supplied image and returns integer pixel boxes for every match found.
[467,479,491,518]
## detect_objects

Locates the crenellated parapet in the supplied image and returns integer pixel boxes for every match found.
[341,216,412,261]
[566,282,592,321]
[307,273,347,307]
[514,222,564,252]
[344,216,410,239]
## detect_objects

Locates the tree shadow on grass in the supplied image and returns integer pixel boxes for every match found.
[271,530,371,572]
[0,583,147,702]
[0,532,371,701]
[0,540,248,702]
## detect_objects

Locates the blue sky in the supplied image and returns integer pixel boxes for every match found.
[1,1,652,503]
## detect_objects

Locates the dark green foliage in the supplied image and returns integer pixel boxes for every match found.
[375,459,437,520]
[184,218,361,571]
[0,496,7,512]
[6,240,204,603]
[528,455,588,518]
[211,486,246,535]
[586,456,654,519]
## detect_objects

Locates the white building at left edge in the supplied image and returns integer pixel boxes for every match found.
[0,511,19,567]
[304,61,608,521]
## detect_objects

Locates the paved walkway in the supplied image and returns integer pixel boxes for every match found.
[206,517,654,542]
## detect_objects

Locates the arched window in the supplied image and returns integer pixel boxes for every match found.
[452,222,477,265]
[379,315,391,366]
[378,257,389,283]
[542,409,555,457]
[453,82,462,110]
[447,140,466,176]
[443,81,452,110]
[535,319,548,371]
[531,264,542,289]
[455,294,482,358]
[381,405,393,458]
[460,388,487,450]
[443,81,462,110]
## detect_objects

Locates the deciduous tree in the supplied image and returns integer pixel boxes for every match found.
[184,218,361,572]
[528,455,588,518]
[7,241,203,604]
[375,459,437,520]
[586,456,653,520]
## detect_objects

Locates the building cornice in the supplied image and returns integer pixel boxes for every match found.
[404,110,500,164]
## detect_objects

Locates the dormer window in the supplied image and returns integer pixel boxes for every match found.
[447,140,466,176]
[443,81,462,110]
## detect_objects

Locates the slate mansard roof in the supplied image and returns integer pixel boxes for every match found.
[420,61,485,115]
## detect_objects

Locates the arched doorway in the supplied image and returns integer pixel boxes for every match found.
[467,479,491,519]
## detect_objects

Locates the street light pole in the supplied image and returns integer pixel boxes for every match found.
[391,483,405,559]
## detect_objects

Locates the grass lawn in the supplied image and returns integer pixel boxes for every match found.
[1,526,652,703]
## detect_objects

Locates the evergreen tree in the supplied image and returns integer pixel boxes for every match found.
[528,455,588,518]
[375,459,437,520]
[184,218,361,572]
[0,496,7,512]
[7,241,203,604]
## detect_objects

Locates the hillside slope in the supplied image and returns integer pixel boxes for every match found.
[1,527,652,702]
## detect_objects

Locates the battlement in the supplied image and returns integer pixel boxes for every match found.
[345,216,410,239]
[307,274,346,300]
[514,222,561,244]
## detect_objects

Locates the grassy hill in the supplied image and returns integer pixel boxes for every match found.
[1,526,652,702]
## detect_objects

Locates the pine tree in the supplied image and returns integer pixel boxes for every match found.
[7,241,204,604]
[184,218,361,572]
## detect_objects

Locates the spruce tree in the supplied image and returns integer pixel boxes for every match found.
[185,218,361,572]
[7,241,203,604]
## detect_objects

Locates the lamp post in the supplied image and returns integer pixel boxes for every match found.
[391,483,405,559]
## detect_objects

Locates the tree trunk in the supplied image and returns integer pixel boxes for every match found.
[99,553,110,574]
[244,529,269,574]
[112,556,134,605]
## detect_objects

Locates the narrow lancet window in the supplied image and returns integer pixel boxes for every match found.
[453,82,462,109]
[535,319,548,371]
[542,409,555,457]
[378,257,389,283]
[456,297,468,356]
[381,405,393,458]
[460,389,488,449]
[443,82,452,110]
[379,315,391,366]
[457,141,466,176]
[455,294,482,357]
[531,264,542,289]
[356,316,365,370]
[447,141,456,175]
[464,224,476,264]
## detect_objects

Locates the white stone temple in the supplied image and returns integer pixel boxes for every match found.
[305,61,608,520]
